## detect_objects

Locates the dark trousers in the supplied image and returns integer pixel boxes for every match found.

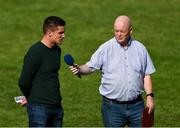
[27,103,64,127]
[101,96,144,127]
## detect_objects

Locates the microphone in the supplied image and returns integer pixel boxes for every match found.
[64,54,81,78]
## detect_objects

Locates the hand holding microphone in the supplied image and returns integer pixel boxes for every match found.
[64,54,81,78]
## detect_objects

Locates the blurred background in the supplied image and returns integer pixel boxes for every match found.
[0,0,179,126]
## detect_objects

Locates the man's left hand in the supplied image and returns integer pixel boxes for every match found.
[146,96,154,114]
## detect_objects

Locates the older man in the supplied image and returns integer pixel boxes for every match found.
[70,15,155,127]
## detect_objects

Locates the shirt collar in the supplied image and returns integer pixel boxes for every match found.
[115,37,132,49]
[126,37,132,47]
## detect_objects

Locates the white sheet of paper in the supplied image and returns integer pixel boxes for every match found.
[14,96,25,103]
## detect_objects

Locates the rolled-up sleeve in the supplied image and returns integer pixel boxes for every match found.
[87,46,104,70]
[144,48,156,75]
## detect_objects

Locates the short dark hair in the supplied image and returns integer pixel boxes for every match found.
[43,16,65,34]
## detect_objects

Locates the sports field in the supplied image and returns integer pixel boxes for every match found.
[0,0,179,126]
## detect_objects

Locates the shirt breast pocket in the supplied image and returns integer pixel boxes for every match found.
[132,65,141,73]
[130,57,143,73]
[131,57,143,72]
[131,63,144,81]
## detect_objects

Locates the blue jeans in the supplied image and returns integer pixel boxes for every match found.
[101,97,144,127]
[27,103,64,127]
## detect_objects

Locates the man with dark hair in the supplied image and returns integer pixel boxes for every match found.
[18,16,65,127]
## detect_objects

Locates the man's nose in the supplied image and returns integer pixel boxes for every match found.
[62,33,65,38]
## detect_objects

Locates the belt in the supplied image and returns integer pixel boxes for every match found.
[103,95,143,104]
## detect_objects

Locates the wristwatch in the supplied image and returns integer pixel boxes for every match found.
[146,92,154,97]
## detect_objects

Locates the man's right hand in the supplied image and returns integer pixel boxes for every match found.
[20,97,27,106]
[69,64,79,75]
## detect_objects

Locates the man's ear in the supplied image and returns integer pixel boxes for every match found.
[130,26,133,35]
[47,30,52,37]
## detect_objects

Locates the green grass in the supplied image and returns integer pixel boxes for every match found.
[0,0,180,126]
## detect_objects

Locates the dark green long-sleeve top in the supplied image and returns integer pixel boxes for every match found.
[19,42,62,105]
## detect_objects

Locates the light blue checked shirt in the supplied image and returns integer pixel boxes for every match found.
[87,37,156,101]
